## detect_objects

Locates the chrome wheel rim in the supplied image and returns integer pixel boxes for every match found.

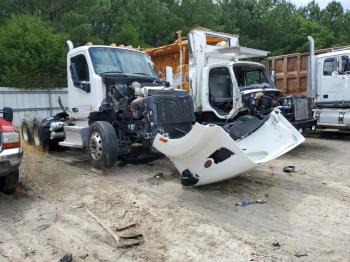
[22,125,29,143]
[89,131,103,160]
[33,126,40,146]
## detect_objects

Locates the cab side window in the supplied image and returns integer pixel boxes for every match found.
[71,55,90,81]
[340,56,350,73]
[209,67,233,101]
[323,58,337,76]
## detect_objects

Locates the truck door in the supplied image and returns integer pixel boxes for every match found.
[319,57,343,103]
[337,55,350,102]
[68,53,93,118]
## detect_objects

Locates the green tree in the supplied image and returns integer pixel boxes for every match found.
[0,15,67,87]
[299,0,321,21]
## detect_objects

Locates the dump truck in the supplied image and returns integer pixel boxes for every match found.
[147,29,316,132]
[268,38,350,130]
[21,35,304,186]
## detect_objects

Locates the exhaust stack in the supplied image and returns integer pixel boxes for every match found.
[66,40,74,51]
[307,36,316,99]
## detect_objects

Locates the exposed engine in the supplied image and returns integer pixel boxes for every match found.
[92,74,195,150]
[242,90,282,117]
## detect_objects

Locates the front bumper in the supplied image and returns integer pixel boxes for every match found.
[0,147,23,176]
[292,118,317,131]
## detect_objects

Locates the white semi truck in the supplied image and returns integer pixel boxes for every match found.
[22,33,304,186]
[308,36,350,129]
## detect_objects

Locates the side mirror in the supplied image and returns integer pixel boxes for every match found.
[2,107,13,122]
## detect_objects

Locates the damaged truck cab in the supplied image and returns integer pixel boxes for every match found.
[28,43,195,168]
[186,29,274,122]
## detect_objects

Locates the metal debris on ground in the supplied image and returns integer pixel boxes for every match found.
[255,199,266,204]
[283,165,296,173]
[235,200,266,207]
[59,254,72,262]
[154,172,163,179]
[272,241,281,248]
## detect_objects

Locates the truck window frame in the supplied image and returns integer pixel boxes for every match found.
[70,54,90,82]
[208,67,233,101]
[340,55,350,74]
[323,57,337,76]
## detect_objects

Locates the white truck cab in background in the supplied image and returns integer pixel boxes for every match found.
[308,36,350,129]
[186,29,272,121]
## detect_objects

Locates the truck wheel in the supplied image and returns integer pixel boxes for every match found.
[21,120,34,144]
[32,121,42,147]
[88,121,118,169]
[33,120,60,151]
[0,169,19,194]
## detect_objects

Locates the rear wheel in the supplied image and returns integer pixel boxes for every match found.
[32,122,41,146]
[32,120,60,151]
[21,120,34,144]
[88,121,119,169]
[0,169,19,194]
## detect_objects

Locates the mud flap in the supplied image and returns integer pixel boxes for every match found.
[153,110,304,186]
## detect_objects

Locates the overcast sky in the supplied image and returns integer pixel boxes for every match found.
[290,0,350,10]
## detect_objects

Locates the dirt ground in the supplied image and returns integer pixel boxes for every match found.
[0,133,350,262]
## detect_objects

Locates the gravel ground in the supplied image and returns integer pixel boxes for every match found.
[0,133,349,261]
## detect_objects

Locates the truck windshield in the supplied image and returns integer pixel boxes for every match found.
[89,47,157,78]
[233,65,272,89]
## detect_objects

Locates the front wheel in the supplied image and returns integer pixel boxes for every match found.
[88,121,119,169]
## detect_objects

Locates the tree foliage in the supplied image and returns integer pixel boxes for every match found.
[0,0,349,87]
[0,15,66,87]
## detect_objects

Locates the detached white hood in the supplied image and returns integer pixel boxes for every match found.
[153,110,304,186]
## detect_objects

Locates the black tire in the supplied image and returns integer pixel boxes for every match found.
[32,119,42,147]
[33,119,61,151]
[88,121,119,169]
[21,120,34,144]
[0,169,19,194]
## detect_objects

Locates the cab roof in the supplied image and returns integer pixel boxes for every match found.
[68,45,146,56]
